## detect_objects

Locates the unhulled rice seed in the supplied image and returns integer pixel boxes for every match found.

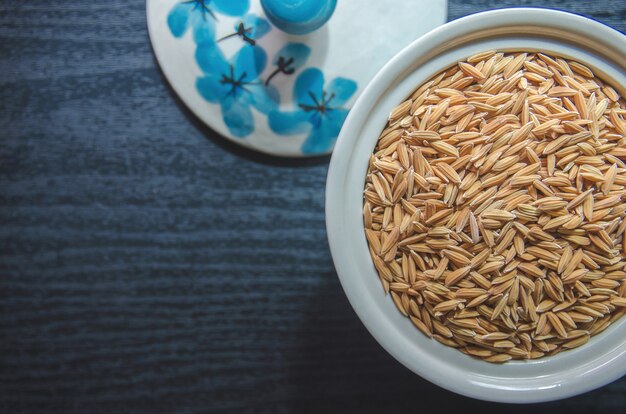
[363,50,626,363]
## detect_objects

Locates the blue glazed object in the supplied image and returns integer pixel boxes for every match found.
[260,0,337,35]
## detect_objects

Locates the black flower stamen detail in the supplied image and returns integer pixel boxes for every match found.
[219,64,259,98]
[265,56,295,86]
[298,90,336,114]
[182,0,218,21]
[217,22,255,46]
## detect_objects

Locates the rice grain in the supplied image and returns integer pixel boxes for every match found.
[364,51,626,363]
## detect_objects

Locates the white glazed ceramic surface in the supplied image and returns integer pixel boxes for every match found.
[147,0,446,157]
[326,8,626,403]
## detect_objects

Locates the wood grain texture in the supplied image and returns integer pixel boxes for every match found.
[1,1,625,412]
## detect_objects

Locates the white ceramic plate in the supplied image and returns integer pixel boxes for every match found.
[147,0,446,157]
[326,8,626,403]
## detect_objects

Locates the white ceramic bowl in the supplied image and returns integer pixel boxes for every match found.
[326,8,626,403]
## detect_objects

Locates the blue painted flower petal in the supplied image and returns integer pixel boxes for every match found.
[274,43,311,71]
[249,84,280,114]
[327,108,350,129]
[167,3,192,37]
[294,68,324,105]
[196,74,227,103]
[306,111,323,129]
[326,77,358,107]
[195,43,229,74]
[268,110,311,135]
[240,14,271,39]
[301,109,349,154]
[222,98,254,137]
[233,45,266,80]
[213,0,250,16]
[191,12,216,44]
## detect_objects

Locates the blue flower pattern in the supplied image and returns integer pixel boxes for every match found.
[166,0,357,153]
[217,14,270,46]
[195,43,279,137]
[265,43,311,86]
[167,0,250,44]
[268,68,357,154]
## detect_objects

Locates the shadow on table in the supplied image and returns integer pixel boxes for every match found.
[154,59,331,168]
[285,266,624,413]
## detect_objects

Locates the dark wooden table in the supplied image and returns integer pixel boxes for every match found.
[1,1,625,412]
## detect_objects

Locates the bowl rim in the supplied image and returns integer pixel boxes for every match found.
[326,7,626,403]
